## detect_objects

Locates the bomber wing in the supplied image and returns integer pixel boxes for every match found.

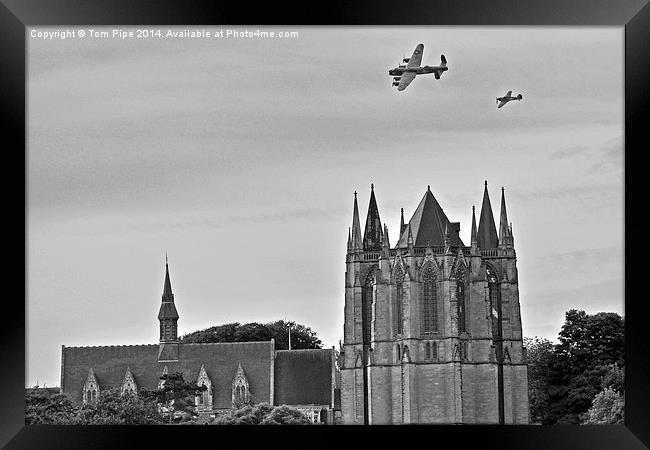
[406,44,424,68]
[497,98,509,108]
[397,71,416,91]
[506,90,512,97]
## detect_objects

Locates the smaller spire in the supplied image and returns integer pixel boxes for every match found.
[400,208,406,234]
[471,205,478,255]
[347,227,352,252]
[382,223,390,249]
[351,190,363,251]
[162,256,174,302]
[407,223,414,250]
[444,222,451,252]
[499,187,509,247]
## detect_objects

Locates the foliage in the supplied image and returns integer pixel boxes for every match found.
[75,389,164,425]
[581,387,624,424]
[25,388,77,425]
[181,320,322,350]
[140,372,206,424]
[524,309,625,425]
[212,403,312,425]
[522,337,554,424]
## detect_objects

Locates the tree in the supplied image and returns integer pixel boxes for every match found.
[181,320,322,350]
[523,337,554,424]
[75,389,164,425]
[532,310,625,424]
[141,372,207,424]
[25,388,77,425]
[581,387,624,424]
[212,403,312,425]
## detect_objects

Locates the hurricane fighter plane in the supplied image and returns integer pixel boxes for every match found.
[496,91,523,108]
[388,44,447,91]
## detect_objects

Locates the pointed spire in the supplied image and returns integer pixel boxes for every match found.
[363,184,383,251]
[477,181,499,249]
[351,191,363,251]
[382,223,390,248]
[158,257,179,341]
[347,227,352,252]
[444,222,451,253]
[471,205,478,247]
[162,255,174,303]
[400,208,406,235]
[499,187,509,246]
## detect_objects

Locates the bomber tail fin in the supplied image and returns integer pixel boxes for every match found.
[440,54,447,67]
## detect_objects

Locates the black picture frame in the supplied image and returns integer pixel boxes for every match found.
[2,0,648,448]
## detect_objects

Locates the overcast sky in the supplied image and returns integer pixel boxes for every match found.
[27,26,623,387]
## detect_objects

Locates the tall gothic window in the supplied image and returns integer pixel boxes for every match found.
[425,342,431,360]
[431,342,438,360]
[362,267,376,345]
[422,264,438,333]
[456,267,467,334]
[396,344,401,363]
[393,266,405,336]
[486,266,500,340]
[232,363,251,406]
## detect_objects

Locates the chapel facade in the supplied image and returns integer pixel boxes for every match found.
[339,182,529,424]
[60,260,339,423]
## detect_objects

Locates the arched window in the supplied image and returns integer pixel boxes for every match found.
[425,342,431,360]
[361,267,376,345]
[393,266,405,335]
[456,267,467,334]
[422,264,438,333]
[396,344,401,363]
[486,266,500,340]
[232,363,251,406]
[83,368,100,404]
[195,364,213,412]
[431,342,438,360]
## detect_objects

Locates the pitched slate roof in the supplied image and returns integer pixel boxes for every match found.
[62,341,273,409]
[396,187,464,248]
[273,349,333,407]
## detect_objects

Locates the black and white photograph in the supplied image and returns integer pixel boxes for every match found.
[21,25,628,429]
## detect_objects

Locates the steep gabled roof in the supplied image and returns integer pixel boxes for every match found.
[396,187,464,248]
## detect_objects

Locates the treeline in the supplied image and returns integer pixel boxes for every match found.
[25,372,312,425]
[524,309,624,424]
[180,320,323,350]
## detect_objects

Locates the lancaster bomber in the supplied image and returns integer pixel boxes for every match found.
[388,44,448,91]
[496,91,523,108]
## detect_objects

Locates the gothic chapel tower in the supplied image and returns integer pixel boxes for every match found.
[340,183,529,424]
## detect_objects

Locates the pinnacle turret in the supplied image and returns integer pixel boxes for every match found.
[477,181,499,249]
[350,191,363,251]
[363,184,383,251]
[499,187,510,247]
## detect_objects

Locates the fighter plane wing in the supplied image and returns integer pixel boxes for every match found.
[406,44,424,68]
[506,90,512,97]
[497,98,508,108]
[397,71,416,91]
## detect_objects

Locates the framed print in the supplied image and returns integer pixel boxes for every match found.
[2,0,648,448]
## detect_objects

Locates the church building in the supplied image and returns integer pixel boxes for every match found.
[339,182,529,424]
[60,260,339,423]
